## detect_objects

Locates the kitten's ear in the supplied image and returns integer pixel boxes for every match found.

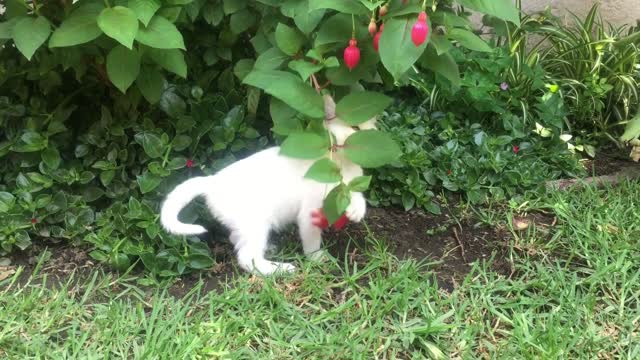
[323,94,336,119]
[358,117,377,130]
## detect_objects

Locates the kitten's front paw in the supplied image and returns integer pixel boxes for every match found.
[346,193,366,223]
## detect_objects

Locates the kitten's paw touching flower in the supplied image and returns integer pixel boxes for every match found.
[311,209,329,229]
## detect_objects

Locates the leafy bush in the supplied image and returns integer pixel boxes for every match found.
[0,0,523,274]
[370,41,585,212]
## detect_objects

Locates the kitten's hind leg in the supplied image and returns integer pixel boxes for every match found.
[230,227,295,275]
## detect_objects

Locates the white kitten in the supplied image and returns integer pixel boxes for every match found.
[160,95,373,275]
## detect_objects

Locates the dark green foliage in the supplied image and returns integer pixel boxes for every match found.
[369,47,585,212]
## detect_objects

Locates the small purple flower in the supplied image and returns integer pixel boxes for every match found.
[500,82,509,91]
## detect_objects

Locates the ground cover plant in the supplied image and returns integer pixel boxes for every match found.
[1,179,639,358]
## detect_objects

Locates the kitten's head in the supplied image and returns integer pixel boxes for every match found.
[323,94,377,146]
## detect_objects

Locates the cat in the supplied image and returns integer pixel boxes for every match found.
[160,95,375,275]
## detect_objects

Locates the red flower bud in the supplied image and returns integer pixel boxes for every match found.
[186,159,195,168]
[411,12,429,47]
[368,20,377,36]
[31,218,37,224]
[343,39,360,70]
[379,5,388,17]
[513,145,520,154]
[333,214,349,230]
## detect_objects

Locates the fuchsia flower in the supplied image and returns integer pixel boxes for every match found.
[343,39,360,70]
[186,159,195,168]
[411,12,429,47]
[513,145,520,154]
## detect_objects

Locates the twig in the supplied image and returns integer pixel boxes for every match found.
[452,227,468,263]
[310,74,322,94]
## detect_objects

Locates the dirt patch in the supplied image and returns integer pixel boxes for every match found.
[323,206,512,291]
[4,205,513,296]
[583,149,635,177]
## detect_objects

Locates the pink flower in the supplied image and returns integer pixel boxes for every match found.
[343,39,361,70]
[513,145,519,154]
[186,159,195,168]
[500,82,509,91]
[411,12,429,47]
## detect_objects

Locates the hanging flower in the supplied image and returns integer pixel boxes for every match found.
[343,38,361,70]
[368,20,377,36]
[411,11,429,47]
[373,24,384,52]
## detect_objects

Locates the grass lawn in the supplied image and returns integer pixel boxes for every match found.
[1,181,639,359]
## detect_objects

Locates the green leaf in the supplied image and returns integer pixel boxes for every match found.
[347,175,371,192]
[314,13,352,47]
[280,132,329,159]
[137,172,163,194]
[106,45,141,93]
[12,17,51,60]
[136,66,165,103]
[621,111,640,141]
[147,48,187,78]
[458,0,520,25]
[288,60,323,81]
[41,147,61,169]
[0,18,21,39]
[430,34,453,55]
[0,192,16,213]
[270,98,302,135]
[97,6,139,49]
[135,132,165,158]
[128,0,160,26]
[309,0,367,15]
[305,158,342,183]
[275,23,305,56]
[233,59,255,81]
[135,15,186,49]
[379,17,430,80]
[100,170,115,186]
[419,45,460,88]
[335,91,392,125]
[291,2,324,34]
[230,9,256,34]
[49,4,104,47]
[189,254,214,269]
[343,130,402,168]
[223,0,247,14]
[254,47,288,70]
[243,70,324,118]
[323,184,350,225]
[448,28,492,52]
[402,192,415,211]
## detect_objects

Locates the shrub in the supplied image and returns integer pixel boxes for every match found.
[0,0,522,274]
[370,34,586,211]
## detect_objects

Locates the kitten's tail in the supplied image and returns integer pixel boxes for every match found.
[160,176,209,235]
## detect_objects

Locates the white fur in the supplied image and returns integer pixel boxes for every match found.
[160,95,373,275]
